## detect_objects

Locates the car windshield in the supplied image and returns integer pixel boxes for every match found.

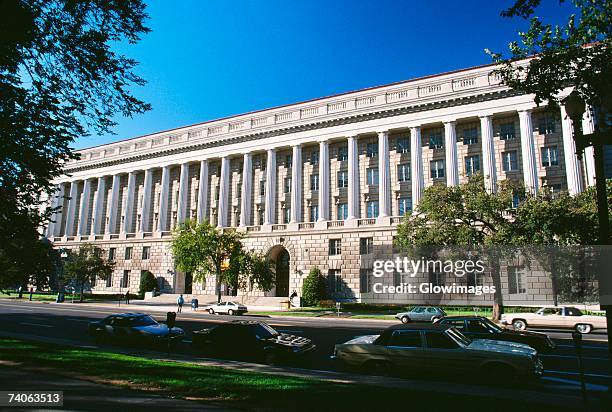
[447,327,472,346]
[249,323,279,339]
[128,315,158,327]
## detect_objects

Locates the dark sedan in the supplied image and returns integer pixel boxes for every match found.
[192,320,316,364]
[88,313,185,347]
[436,316,555,353]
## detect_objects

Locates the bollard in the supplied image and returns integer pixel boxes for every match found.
[572,330,587,405]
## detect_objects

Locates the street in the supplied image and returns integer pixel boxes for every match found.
[1,300,610,394]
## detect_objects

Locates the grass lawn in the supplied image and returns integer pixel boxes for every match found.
[0,338,575,411]
[250,306,495,320]
[0,290,128,303]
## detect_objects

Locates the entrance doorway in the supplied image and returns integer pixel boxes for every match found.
[269,246,290,297]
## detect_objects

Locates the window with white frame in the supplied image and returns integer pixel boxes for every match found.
[121,270,130,288]
[283,207,291,224]
[337,203,348,220]
[337,170,348,188]
[329,239,341,255]
[538,114,556,135]
[430,159,445,179]
[396,137,410,153]
[366,168,379,185]
[465,155,480,176]
[428,270,444,287]
[366,142,378,158]
[398,197,412,216]
[462,126,478,145]
[337,146,348,161]
[502,151,519,172]
[541,146,559,167]
[310,151,319,165]
[310,174,319,191]
[499,122,516,140]
[366,200,379,218]
[508,266,526,294]
[428,132,443,149]
[284,177,292,193]
[328,269,342,293]
[310,205,318,222]
[397,163,410,182]
[359,237,373,255]
[285,154,293,167]
[359,269,372,293]
[259,179,266,196]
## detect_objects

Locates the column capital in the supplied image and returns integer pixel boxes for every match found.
[376,129,390,136]
[443,119,457,126]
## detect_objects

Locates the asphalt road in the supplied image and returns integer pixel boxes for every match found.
[1,300,610,393]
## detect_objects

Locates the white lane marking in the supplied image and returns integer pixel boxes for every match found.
[19,323,51,328]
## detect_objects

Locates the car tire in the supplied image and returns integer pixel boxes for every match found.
[365,360,392,376]
[431,316,441,323]
[208,308,215,315]
[575,324,592,334]
[401,316,410,324]
[512,319,527,331]
[228,309,234,316]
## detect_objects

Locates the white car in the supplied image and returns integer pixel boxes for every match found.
[206,301,248,316]
[501,307,607,334]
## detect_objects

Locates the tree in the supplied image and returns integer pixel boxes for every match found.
[395,175,522,320]
[138,270,157,298]
[171,220,274,303]
[301,267,327,307]
[0,0,150,291]
[486,0,611,111]
[63,244,114,302]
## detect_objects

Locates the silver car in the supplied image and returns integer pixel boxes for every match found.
[332,323,543,379]
[395,306,446,323]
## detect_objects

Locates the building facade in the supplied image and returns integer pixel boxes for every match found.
[46,61,600,305]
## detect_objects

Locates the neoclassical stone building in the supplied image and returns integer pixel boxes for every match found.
[46,60,599,305]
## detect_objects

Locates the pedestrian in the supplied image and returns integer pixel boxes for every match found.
[125,289,130,304]
[177,294,184,313]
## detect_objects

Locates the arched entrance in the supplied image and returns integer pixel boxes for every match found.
[269,245,290,297]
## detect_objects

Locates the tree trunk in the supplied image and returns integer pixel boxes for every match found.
[79,283,84,302]
[490,257,504,321]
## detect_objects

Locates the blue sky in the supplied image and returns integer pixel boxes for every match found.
[76,0,573,149]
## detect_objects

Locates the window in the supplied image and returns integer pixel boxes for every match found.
[141,246,150,260]
[310,205,319,222]
[121,270,130,288]
[397,164,410,182]
[366,142,378,158]
[393,270,402,287]
[428,270,444,287]
[310,174,319,191]
[337,203,348,220]
[462,127,478,145]
[541,146,559,167]
[285,154,293,167]
[337,171,348,188]
[502,151,519,172]
[425,332,458,349]
[337,146,348,161]
[215,186,220,200]
[465,155,480,176]
[359,269,372,293]
[428,132,443,149]
[106,274,112,287]
[283,208,291,224]
[108,248,116,261]
[396,137,410,153]
[329,239,341,256]
[236,183,242,197]
[390,330,422,347]
[538,114,556,134]
[512,192,521,208]
[284,177,292,193]
[124,247,132,260]
[398,197,412,216]
[366,201,379,218]
[500,122,516,140]
[508,267,526,294]
[366,168,379,185]
[430,159,445,179]
[360,237,373,255]
[257,209,264,225]
[259,179,266,196]
[328,269,342,294]
[310,151,319,165]
[467,273,485,287]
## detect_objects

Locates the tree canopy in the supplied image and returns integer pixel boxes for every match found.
[64,243,114,302]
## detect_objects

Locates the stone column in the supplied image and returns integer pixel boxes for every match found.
[176,163,190,224]
[263,149,276,226]
[581,106,597,187]
[560,105,585,195]
[157,166,170,233]
[378,131,391,220]
[444,121,459,186]
[217,156,230,227]
[239,153,253,227]
[106,174,121,235]
[410,126,424,209]
[480,115,497,193]
[121,171,136,234]
[196,160,209,223]
[140,169,153,233]
[347,135,360,220]
[48,184,65,238]
[290,144,303,224]
[64,181,79,237]
[317,140,330,222]
[518,110,539,194]
[91,176,106,235]
[77,179,91,236]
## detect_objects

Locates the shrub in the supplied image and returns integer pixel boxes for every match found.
[139,270,158,297]
[301,267,327,307]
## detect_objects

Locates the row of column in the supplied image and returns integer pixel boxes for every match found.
[48,106,590,236]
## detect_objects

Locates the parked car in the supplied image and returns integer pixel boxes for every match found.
[501,307,607,334]
[435,316,555,353]
[88,313,185,347]
[192,320,315,364]
[205,301,248,315]
[332,323,543,380]
[395,306,446,323]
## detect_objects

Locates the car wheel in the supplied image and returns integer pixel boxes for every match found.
[401,316,410,324]
[575,324,592,334]
[208,308,215,314]
[365,360,392,376]
[431,316,441,323]
[228,309,234,316]
[512,319,527,331]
